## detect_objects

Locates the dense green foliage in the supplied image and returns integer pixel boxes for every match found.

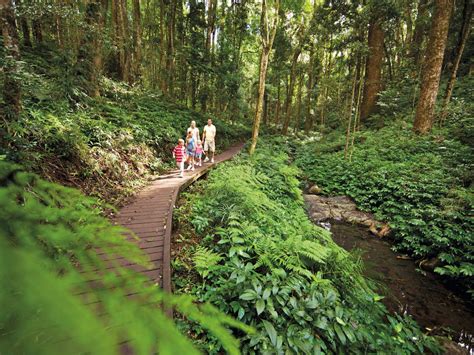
[296,121,474,295]
[1,47,248,202]
[173,139,439,354]
[0,162,253,354]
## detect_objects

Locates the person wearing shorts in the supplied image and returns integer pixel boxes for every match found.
[202,118,216,163]
[172,139,186,178]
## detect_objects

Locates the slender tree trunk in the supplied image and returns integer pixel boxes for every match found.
[250,50,270,155]
[263,89,268,125]
[440,0,472,123]
[360,18,384,121]
[282,48,301,135]
[249,0,279,155]
[15,0,31,48]
[1,0,21,118]
[411,0,429,67]
[166,0,176,95]
[275,80,281,125]
[90,0,107,97]
[304,48,315,133]
[293,72,303,133]
[345,60,358,159]
[32,19,42,44]
[132,0,142,84]
[159,0,166,93]
[414,0,453,134]
[120,0,131,83]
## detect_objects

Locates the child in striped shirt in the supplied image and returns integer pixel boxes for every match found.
[173,139,186,178]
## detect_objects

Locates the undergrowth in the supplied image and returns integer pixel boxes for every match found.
[0,162,252,354]
[1,47,249,204]
[295,121,474,296]
[172,138,440,354]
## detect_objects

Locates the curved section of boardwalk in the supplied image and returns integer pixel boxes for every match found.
[113,143,244,293]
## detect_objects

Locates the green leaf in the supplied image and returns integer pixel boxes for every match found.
[256,299,265,315]
[240,290,257,301]
[262,320,277,347]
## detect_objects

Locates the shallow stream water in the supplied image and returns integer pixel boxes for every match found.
[324,220,474,352]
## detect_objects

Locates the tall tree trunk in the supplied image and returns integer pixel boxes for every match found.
[281,48,301,135]
[293,72,303,133]
[15,0,31,47]
[1,0,21,118]
[263,88,268,125]
[90,0,107,97]
[304,49,315,133]
[440,0,472,123]
[32,18,42,44]
[249,0,279,155]
[132,0,142,84]
[411,0,429,67]
[166,0,176,95]
[360,18,384,121]
[414,0,453,134]
[120,0,131,82]
[159,0,166,93]
[345,59,359,159]
[275,80,281,125]
[250,49,270,155]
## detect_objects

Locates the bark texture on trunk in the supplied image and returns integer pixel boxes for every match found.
[1,0,22,118]
[360,19,384,121]
[132,0,142,84]
[414,0,453,134]
[440,0,472,122]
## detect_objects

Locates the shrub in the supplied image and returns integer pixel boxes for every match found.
[295,122,474,295]
[173,139,440,353]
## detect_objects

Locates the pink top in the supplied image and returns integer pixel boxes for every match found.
[195,146,203,154]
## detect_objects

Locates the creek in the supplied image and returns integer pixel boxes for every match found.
[304,196,474,353]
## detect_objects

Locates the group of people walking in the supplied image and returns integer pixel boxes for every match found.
[172,119,217,178]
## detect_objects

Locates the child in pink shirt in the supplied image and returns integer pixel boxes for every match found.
[195,140,204,167]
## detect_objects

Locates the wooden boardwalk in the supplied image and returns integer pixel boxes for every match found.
[112,143,244,293]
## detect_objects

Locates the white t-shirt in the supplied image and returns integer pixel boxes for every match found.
[203,124,216,141]
[187,127,200,142]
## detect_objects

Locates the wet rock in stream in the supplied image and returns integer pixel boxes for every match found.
[304,194,389,237]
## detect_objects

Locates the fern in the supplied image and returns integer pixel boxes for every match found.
[193,246,223,278]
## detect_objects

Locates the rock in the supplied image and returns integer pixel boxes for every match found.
[344,211,372,225]
[419,257,442,272]
[329,207,343,220]
[378,224,391,237]
[369,222,379,236]
[308,185,322,194]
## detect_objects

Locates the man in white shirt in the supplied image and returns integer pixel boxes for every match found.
[187,120,200,143]
[202,118,216,163]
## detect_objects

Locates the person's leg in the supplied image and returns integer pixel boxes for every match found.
[191,154,195,170]
[178,161,184,177]
[211,141,215,162]
[203,141,210,162]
